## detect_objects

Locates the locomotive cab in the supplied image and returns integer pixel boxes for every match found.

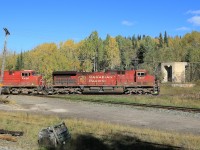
[135,70,155,86]
[136,70,146,81]
[20,70,43,86]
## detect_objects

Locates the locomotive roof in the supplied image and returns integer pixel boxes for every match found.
[52,69,147,76]
[5,70,35,72]
[52,71,77,75]
[21,70,35,72]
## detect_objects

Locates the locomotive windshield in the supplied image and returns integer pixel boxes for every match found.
[21,72,31,77]
[21,71,41,77]
[137,72,146,77]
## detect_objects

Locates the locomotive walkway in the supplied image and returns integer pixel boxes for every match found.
[1,95,200,135]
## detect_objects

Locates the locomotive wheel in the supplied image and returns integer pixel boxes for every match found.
[124,90,130,95]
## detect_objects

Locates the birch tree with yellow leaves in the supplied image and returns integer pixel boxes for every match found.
[104,35,121,69]
[60,40,80,71]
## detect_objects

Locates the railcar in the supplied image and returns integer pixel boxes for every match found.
[52,69,159,95]
[1,70,45,94]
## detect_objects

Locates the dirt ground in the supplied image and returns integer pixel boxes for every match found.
[1,95,200,135]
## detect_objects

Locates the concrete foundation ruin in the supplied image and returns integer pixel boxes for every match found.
[161,62,188,83]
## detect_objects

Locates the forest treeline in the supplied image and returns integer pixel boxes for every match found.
[2,31,200,82]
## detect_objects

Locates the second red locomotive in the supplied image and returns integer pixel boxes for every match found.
[52,69,159,95]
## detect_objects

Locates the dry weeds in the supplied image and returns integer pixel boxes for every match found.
[0,134,17,142]
[0,111,200,149]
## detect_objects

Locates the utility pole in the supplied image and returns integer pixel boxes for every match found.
[93,47,98,72]
[93,54,97,72]
[93,56,96,72]
[0,28,10,94]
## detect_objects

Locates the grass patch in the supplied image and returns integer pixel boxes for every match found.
[160,84,200,95]
[0,111,199,149]
[51,84,200,109]
[0,96,11,104]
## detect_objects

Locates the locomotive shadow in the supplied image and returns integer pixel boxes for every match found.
[52,133,181,150]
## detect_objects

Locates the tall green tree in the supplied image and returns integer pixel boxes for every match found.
[15,51,24,70]
[87,31,104,71]
[158,33,163,47]
[164,31,169,47]
[78,31,104,72]
[116,35,135,70]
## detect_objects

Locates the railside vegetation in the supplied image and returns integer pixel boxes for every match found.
[0,111,200,150]
[52,84,200,109]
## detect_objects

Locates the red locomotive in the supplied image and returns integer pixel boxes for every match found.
[1,70,45,94]
[52,69,159,95]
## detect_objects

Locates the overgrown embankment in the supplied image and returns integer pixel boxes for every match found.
[0,111,200,150]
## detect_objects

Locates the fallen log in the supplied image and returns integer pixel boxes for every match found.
[0,129,23,136]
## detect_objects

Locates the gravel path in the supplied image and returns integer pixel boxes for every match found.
[1,95,200,135]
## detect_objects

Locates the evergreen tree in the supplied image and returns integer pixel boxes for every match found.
[137,44,146,63]
[15,56,20,70]
[137,35,141,40]
[20,51,24,69]
[158,33,163,47]
[164,31,169,47]
[15,51,24,70]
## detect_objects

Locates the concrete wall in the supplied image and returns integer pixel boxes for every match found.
[161,62,188,83]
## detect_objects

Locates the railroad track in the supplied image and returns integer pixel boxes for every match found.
[71,99,200,113]
[35,95,200,113]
